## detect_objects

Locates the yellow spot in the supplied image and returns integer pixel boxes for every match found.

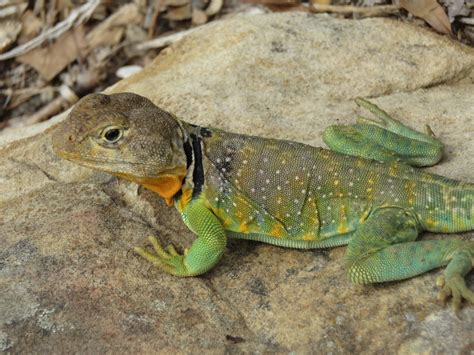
[214,208,225,219]
[303,233,316,241]
[269,224,283,238]
[404,181,417,206]
[321,151,330,159]
[389,163,399,177]
[338,204,348,233]
[222,217,232,228]
[238,222,249,233]
[178,188,193,210]
[424,218,438,227]
[337,225,349,234]
[334,180,339,186]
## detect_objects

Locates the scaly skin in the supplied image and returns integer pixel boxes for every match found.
[52,93,474,311]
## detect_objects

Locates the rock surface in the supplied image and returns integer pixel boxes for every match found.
[1,13,473,353]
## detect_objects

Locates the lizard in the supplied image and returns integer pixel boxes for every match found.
[52,92,474,310]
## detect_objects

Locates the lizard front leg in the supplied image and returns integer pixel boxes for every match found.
[134,200,227,277]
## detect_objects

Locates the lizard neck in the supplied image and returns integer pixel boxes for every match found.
[174,122,210,207]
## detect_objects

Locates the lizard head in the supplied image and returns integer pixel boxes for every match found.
[52,93,188,202]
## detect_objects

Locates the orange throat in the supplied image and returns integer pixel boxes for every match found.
[141,175,184,206]
[116,169,186,206]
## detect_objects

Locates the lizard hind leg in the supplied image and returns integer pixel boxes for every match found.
[346,208,474,310]
[323,98,444,167]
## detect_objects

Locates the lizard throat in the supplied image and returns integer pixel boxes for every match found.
[115,168,186,206]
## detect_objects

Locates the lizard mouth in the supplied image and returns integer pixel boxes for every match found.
[55,150,166,178]
[55,150,184,180]
[57,149,186,206]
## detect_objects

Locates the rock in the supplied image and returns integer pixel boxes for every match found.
[1,13,473,353]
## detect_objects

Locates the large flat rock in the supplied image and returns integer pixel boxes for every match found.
[1,13,473,353]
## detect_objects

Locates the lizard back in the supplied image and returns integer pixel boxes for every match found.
[196,127,473,241]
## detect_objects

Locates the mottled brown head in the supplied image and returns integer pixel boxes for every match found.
[52,93,187,184]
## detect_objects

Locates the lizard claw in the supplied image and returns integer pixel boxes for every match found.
[436,274,474,313]
[134,236,188,276]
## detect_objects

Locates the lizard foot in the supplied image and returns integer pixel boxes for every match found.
[323,98,443,167]
[436,274,474,312]
[134,236,189,276]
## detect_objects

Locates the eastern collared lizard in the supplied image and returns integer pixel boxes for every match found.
[52,93,474,310]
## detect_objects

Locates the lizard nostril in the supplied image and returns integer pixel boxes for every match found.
[68,134,74,142]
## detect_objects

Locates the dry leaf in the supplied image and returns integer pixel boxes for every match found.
[400,0,452,35]
[166,3,192,20]
[0,3,27,19]
[86,3,142,49]
[0,19,21,52]
[164,0,189,6]
[312,0,331,5]
[17,26,87,81]
[17,10,42,44]
[243,0,300,4]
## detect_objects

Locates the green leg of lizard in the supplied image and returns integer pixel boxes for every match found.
[134,199,227,277]
[346,208,474,310]
[323,98,444,167]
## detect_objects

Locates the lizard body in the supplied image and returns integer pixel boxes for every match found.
[52,93,474,309]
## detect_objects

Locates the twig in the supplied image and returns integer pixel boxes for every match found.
[0,87,50,96]
[459,17,474,25]
[310,3,400,17]
[0,3,27,18]
[148,0,164,38]
[6,85,78,128]
[2,86,54,110]
[0,0,100,61]
[133,27,199,51]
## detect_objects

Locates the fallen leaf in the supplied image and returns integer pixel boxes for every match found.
[164,0,189,6]
[0,19,21,53]
[86,3,142,49]
[0,3,27,19]
[17,26,87,81]
[400,0,452,35]
[312,0,331,5]
[243,0,300,4]
[166,3,193,20]
[17,10,42,44]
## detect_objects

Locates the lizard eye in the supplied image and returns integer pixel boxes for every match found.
[101,126,123,144]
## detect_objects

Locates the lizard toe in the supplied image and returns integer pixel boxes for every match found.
[437,274,474,312]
